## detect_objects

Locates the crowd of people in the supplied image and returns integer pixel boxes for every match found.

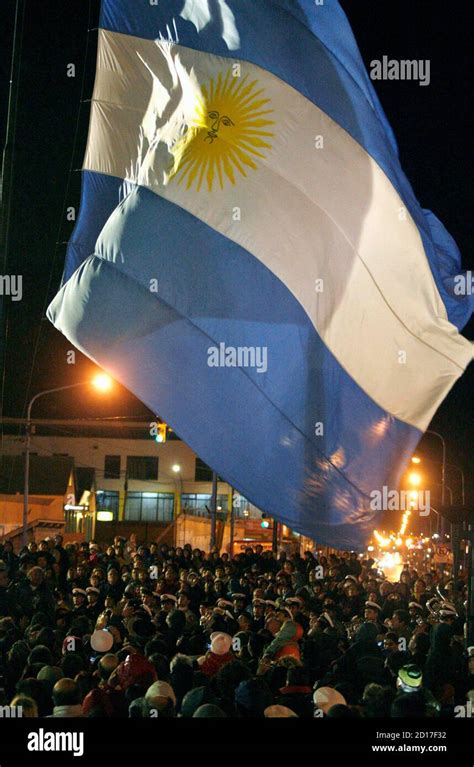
[0,535,472,719]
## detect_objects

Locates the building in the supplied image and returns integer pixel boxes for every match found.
[0,421,303,553]
[0,454,89,546]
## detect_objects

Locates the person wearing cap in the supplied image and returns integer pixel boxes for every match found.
[313,686,347,716]
[439,600,458,624]
[264,704,298,718]
[264,600,277,618]
[231,593,247,615]
[197,632,234,677]
[408,601,425,622]
[364,600,385,634]
[397,663,423,693]
[71,588,88,617]
[285,596,310,633]
[145,680,177,717]
[153,593,177,633]
[285,596,303,611]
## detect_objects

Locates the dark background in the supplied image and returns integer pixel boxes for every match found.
[0,0,472,502]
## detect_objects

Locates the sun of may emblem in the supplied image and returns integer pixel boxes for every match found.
[169,69,275,192]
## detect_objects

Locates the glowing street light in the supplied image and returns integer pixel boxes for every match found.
[23,375,113,546]
[92,373,113,392]
[172,464,181,473]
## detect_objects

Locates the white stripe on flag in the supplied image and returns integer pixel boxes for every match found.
[84,29,473,429]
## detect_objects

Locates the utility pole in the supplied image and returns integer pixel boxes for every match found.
[467,513,474,646]
[0,0,26,442]
[229,487,235,557]
[210,470,217,550]
[272,518,279,555]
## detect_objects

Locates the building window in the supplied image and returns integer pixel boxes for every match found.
[96,490,119,519]
[104,455,121,479]
[194,458,222,482]
[181,494,228,518]
[126,456,158,481]
[194,458,212,482]
[124,492,173,522]
[64,508,83,534]
[232,495,262,519]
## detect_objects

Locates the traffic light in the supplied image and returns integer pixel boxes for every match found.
[261,513,270,529]
[150,420,167,443]
[156,422,167,443]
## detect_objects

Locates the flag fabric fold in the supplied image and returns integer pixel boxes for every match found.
[48,0,473,549]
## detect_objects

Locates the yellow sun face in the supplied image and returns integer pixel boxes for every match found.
[169,69,274,192]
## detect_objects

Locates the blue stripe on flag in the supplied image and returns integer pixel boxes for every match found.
[49,173,422,550]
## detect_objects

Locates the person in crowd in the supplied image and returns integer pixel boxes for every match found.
[49,678,84,717]
[0,537,469,718]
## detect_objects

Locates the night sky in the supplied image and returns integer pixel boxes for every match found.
[1,0,472,501]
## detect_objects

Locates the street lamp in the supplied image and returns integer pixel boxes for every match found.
[425,430,446,507]
[430,481,454,506]
[411,454,464,506]
[91,373,113,392]
[408,471,422,486]
[23,375,113,547]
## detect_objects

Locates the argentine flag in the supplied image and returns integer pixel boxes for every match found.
[48,0,473,549]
